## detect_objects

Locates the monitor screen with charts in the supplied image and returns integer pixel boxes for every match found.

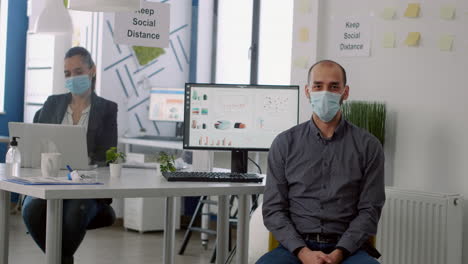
[183,83,299,151]
[148,88,185,122]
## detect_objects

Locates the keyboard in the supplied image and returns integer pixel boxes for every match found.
[162,171,263,183]
[135,135,183,141]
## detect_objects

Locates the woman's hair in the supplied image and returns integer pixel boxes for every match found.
[65,46,96,91]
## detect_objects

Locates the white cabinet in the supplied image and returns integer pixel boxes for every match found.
[124,197,181,232]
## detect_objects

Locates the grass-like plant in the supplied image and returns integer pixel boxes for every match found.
[342,101,387,145]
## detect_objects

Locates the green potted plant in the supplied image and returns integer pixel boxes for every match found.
[106,147,126,178]
[157,152,176,173]
[342,101,386,145]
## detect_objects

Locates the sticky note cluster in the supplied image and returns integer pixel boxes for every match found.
[293,56,309,69]
[383,33,396,48]
[383,4,458,20]
[381,8,396,20]
[440,5,455,20]
[405,32,421,46]
[439,35,454,51]
[404,3,420,18]
[299,28,309,42]
[298,0,312,14]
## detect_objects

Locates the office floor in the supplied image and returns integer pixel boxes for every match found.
[8,212,217,264]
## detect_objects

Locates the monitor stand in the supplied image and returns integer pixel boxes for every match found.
[231,150,248,173]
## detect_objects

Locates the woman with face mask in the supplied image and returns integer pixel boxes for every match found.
[22,46,117,264]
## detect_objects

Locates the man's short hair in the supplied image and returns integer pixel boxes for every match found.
[307,60,347,86]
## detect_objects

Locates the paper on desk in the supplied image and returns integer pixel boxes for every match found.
[381,7,396,20]
[3,176,102,185]
[439,35,454,51]
[405,32,421,46]
[440,5,455,20]
[404,3,420,18]
[383,32,396,48]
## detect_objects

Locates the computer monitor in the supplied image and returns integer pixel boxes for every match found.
[148,88,185,122]
[183,83,299,173]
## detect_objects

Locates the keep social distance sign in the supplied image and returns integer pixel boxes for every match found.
[114,1,170,48]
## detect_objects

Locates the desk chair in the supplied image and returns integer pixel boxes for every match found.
[86,204,116,230]
[32,108,117,230]
[33,108,41,123]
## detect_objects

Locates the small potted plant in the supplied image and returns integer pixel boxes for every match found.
[157,152,176,173]
[106,147,126,178]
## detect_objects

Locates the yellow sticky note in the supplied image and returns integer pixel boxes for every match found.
[381,7,396,20]
[298,0,312,14]
[299,28,309,42]
[293,56,309,69]
[440,6,455,20]
[439,35,454,51]
[383,32,396,48]
[404,3,421,18]
[405,32,421,46]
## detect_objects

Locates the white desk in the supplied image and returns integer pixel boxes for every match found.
[0,166,264,264]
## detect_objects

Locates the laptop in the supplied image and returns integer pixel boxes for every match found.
[8,122,92,170]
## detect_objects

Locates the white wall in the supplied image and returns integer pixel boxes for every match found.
[99,1,192,137]
[291,0,468,262]
[95,1,192,218]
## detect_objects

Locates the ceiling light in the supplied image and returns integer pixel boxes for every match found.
[67,0,141,12]
[34,0,73,34]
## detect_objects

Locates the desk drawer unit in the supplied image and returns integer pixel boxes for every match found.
[124,197,181,232]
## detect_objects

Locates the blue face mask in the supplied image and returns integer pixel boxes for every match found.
[310,91,343,122]
[65,75,91,95]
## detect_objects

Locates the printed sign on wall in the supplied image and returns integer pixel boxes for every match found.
[333,16,371,57]
[114,2,170,47]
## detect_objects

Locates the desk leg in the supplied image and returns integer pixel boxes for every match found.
[0,190,10,264]
[163,197,176,264]
[237,195,250,264]
[46,199,62,264]
[216,195,229,264]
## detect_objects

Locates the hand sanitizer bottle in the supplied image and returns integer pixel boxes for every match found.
[5,137,21,177]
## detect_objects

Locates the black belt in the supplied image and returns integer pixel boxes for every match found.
[302,233,341,244]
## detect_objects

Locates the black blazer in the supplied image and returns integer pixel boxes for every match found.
[35,92,118,165]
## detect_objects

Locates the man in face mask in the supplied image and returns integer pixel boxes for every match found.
[257,60,385,264]
[306,61,348,127]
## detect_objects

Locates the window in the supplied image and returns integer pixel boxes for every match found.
[0,0,8,112]
[258,1,293,85]
[215,0,253,84]
[215,0,293,86]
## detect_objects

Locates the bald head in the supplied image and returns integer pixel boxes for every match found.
[307,60,347,86]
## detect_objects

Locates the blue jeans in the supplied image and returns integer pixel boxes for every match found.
[22,196,103,262]
[256,241,379,264]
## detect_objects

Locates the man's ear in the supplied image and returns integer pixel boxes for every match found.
[305,85,311,100]
[342,85,350,101]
